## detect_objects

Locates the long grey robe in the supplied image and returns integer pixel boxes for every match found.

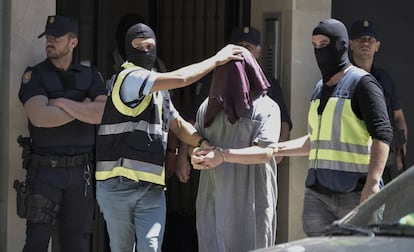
[195,94,280,252]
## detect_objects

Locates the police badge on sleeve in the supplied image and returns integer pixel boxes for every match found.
[22,71,32,84]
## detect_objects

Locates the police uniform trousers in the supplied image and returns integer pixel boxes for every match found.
[23,163,94,252]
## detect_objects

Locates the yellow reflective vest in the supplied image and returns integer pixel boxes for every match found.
[96,62,167,185]
[306,66,372,192]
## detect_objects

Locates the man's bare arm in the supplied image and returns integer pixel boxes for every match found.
[24,95,75,127]
[276,135,311,157]
[151,44,245,92]
[393,108,408,154]
[191,145,274,170]
[49,95,107,124]
[360,139,389,202]
[169,116,204,148]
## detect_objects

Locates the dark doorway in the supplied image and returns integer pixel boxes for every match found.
[55,0,248,251]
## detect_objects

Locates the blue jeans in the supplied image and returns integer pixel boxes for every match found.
[96,177,166,252]
[302,187,361,237]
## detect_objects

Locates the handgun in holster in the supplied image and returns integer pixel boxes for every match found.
[17,134,32,170]
[26,194,61,225]
[14,135,32,218]
[14,180,28,218]
[14,179,60,224]
[14,135,60,224]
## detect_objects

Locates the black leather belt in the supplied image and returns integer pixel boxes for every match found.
[31,153,91,168]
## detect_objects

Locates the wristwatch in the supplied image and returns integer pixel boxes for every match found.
[167,147,179,156]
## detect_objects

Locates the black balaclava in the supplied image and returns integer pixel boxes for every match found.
[312,19,351,83]
[125,23,157,70]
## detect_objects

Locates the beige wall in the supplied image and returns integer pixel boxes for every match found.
[2,0,55,251]
[251,0,331,242]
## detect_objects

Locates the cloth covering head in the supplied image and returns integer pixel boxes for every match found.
[230,26,261,46]
[204,51,270,128]
[312,19,351,83]
[350,20,378,40]
[38,15,79,38]
[125,23,157,70]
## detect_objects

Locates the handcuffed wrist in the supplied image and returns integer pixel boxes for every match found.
[197,137,209,147]
[214,147,226,163]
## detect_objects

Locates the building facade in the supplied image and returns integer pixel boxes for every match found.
[1,0,412,251]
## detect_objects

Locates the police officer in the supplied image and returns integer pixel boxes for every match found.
[18,15,107,252]
[95,23,244,252]
[277,19,392,236]
[349,20,408,184]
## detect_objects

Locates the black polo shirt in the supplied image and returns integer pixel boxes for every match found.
[19,59,107,155]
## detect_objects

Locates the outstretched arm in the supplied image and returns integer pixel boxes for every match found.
[191,145,274,170]
[151,44,246,92]
[277,135,311,156]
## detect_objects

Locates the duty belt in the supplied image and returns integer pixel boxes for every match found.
[31,153,91,168]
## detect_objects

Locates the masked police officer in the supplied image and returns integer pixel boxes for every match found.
[277,19,392,237]
[18,15,107,252]
[95,23,245,252]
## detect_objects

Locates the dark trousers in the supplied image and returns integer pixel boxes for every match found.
[162,171,199,252]
[23,164,95,252]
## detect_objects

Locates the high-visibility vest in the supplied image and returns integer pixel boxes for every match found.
[96,62,167,185]
[307,66,371,192]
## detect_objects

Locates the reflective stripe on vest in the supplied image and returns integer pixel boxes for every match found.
[98,119,164,137]
[111,62,153,117]
[308,66,371,174]
[96,63,166,185]
[96,159,165,185]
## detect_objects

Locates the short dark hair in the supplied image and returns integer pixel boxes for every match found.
[67,32,78,39]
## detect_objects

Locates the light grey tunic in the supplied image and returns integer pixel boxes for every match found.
[195,94,280,252]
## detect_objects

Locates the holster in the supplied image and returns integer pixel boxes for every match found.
[27,194,60,225]
[14,135,33,219]
[13,180,28,218]
[17,135,33,170]
[13,179,60,225]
